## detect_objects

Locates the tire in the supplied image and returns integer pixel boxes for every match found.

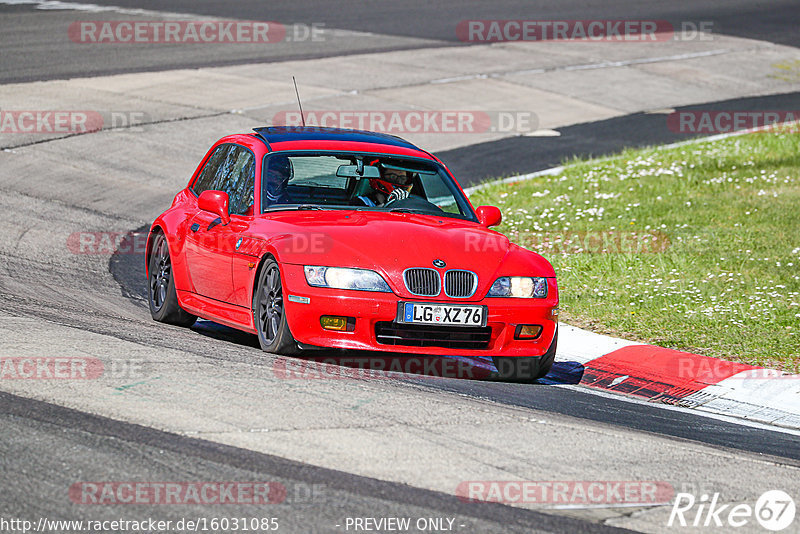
[253,258,299,355]
[492,330,558,381]
[148,232,197,327]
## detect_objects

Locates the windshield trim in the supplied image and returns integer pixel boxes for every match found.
[260,150,477,222]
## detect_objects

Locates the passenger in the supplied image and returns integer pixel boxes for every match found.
[264,155,293,205]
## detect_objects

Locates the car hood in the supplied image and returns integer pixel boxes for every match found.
[252,210,555,297]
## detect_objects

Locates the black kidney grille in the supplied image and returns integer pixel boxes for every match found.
[444,270,477,298]
[404,268,440,296]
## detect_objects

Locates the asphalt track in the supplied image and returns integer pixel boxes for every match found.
[86,0,800,46]
[439,91,800,185]
[2,1,800,533]
[1,391,631,534]
[110,248,800,463]
[2,0,798,83]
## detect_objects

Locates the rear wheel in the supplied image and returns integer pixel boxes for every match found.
[253,258,299,354]
[148,232,196,327]
[493,330,558,381]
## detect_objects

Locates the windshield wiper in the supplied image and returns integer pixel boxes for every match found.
[388,207,428,215]
[265,204,325,211]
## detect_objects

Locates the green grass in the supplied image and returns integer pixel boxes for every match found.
[468,132,800,370]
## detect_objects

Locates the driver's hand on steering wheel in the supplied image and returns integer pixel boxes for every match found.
[386,188,410,204]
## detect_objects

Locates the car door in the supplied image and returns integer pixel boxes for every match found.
[228,159,263,310]
[185,144,255,303]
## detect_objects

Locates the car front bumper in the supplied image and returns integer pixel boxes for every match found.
[280,264,558,358]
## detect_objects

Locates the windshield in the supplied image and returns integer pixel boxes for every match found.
[261,152,476,221]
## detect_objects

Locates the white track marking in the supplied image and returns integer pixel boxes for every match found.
[0,0,207,18]
[556,323,639,365]
[554,383,800,438]
[430,49,738,85]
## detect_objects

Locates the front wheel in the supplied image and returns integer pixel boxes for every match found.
[253,258,299,355]
[492,330,558,381]
[147,232,197,327]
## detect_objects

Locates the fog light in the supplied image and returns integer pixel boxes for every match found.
[320,315,354,332]
[514,324,543,339]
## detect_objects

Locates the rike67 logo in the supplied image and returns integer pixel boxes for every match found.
[669,490,796,531]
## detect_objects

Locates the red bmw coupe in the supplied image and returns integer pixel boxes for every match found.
[146,127,559,379]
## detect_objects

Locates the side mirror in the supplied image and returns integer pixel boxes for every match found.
[198,190,230,225]
[476,205,502,227]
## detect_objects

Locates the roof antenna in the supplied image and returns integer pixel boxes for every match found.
[292,76,306,127]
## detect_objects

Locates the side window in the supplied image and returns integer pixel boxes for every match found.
[227,149,255,216]
[192,144,255,216]
[192,144,233,195]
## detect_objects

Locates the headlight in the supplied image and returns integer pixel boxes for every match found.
[304,266,391,292]
[487,276,548,298]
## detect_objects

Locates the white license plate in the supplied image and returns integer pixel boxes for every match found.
[400,302,486,326]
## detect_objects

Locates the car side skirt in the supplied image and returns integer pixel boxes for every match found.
[178,290,257,334]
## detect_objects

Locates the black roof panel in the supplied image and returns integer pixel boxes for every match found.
[253,126,420,150]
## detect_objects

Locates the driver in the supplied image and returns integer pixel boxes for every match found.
[358,163,414,207]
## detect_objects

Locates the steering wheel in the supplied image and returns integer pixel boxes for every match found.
[385,194,445,214]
